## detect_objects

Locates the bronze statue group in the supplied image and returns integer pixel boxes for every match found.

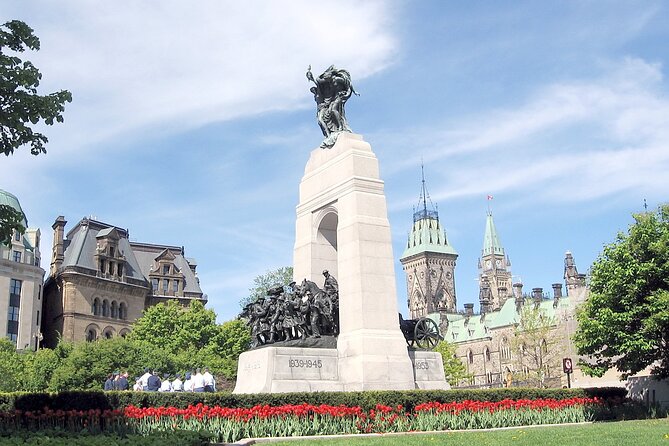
[241,270,339,347]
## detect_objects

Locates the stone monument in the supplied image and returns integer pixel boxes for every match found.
[233,66,449,393]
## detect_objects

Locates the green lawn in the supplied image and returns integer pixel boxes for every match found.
[266,419,669,446]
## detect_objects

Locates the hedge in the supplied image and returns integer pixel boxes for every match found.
[0,387,627,413]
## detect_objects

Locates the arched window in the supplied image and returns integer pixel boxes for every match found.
[484,346,491,362]
[102,300,110,317]
[93,298,100,316]
[468,350,474,364]
[104,330,113,339]
[111,301,118,318]
[119,329,130,338]
[86,328,97,342]
[119,302,127,320]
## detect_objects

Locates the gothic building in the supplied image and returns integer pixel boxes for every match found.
[400,173,457,319]
[478,212,513,312]
[0,189,45,350]
[42,216,206,347]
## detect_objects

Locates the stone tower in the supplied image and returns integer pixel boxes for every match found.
[478,211,512,312]
[400,170,458,319]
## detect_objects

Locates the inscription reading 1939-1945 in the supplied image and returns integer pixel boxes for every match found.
[289,358,323,368]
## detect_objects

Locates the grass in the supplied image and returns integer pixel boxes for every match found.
[267,419,669,446]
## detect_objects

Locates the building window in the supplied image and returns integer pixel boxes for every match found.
[86,329,97,342]
[102,300,109,317]
[14,231,21,242]
[36,310,40,326]
[152,278,159,292]
[104,330,113,339]
[484,347,491,362]
[109,246,115,257]
[162,264,170,275]
[468,350,474,364]
[8,306,20,322]
[119,302,127,320]
[93,298,100,316]
[162,279,169,294]
[172,280,179,293]
[100,260,105,273]
[117,263,123,277]
[111,301,118,318]
[12,250,21,263]
[10,279,21,297]
[108,262,113,275]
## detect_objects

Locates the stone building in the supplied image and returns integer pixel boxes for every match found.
[400,185,593,388]
[0,189,45,350]
[42,216,205,347]
[399,173,458,319]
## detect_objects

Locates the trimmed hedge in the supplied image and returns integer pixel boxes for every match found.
[0,387,627,413]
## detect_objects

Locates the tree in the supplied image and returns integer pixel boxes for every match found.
[511,305,564,388]
[0,204,24,244]
[129,300,250,381]
[241,266,293,308]
[434,340,470,386]
[1,20,72,156]
[574,205,669,379]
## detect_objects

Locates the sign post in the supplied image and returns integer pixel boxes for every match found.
[563,357,573,388]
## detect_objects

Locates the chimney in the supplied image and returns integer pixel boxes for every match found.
[532,287,543,309]
[552,283,562,308]
[464,303,474,317]
[50,216,67,276]
[513,282,524,312]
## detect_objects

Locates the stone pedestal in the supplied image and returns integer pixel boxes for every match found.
[234,132,449,393]
[293,132,415,391]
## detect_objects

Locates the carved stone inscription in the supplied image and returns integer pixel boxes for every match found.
[274,352,338,381]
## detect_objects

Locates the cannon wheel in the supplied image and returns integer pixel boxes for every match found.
[414,318,440,350]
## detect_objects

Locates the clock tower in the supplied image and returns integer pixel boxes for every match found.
[400,169,458,319]
[478,210,512,312]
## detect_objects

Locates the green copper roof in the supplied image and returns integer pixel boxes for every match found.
[432,295,573,343]
[0,189,28,227]
[401,215,458,259]
[482,212,504,256]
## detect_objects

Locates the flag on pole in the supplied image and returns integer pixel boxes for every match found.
[487,195,494,200]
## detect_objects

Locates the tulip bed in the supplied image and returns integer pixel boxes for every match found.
[0,397,601,443]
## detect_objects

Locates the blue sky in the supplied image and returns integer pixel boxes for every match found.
[2,1,668,322]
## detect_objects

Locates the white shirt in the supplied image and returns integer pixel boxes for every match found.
[183,378,193,391]
[140,372,151,388]
[159,380,172,392]
[171,378,183,391]
[192,372,205,389]
[203,372,215,388]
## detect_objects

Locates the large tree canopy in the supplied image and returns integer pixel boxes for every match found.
[0,204,24,244]
[574,204,669,379]
[1,20,72,156]
[241,266,293,308]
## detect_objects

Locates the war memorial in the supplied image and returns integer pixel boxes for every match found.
[234,66,449,393]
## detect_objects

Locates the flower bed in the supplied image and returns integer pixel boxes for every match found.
[0,397,601,443]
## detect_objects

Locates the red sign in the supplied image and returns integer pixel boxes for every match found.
[563,357,573,374]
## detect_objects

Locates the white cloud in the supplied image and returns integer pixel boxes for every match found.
[5,0,397,153]
[387,57,669,211]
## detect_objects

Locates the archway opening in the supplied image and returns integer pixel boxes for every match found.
[315,212,338,279]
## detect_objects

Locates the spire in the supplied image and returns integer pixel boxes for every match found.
[401,167,457,259]
[482,211,504,256]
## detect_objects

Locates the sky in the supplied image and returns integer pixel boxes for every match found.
[2,1,668,322]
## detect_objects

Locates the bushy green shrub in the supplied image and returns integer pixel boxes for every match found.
[0,387,627,413]
[0,430,210,446]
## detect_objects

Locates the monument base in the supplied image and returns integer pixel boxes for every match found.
[233,345,451,394]
[233,346,343,394]
[409,350,451,390]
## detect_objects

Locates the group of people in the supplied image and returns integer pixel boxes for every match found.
[241,270,340,347]
[103,367,216,392]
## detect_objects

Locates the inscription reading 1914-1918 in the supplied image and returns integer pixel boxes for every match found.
[289,358,323,368]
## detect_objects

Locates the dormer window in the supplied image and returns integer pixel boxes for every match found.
[14,231,21,242]
[109,246,115,257]
[162,264,170,275]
